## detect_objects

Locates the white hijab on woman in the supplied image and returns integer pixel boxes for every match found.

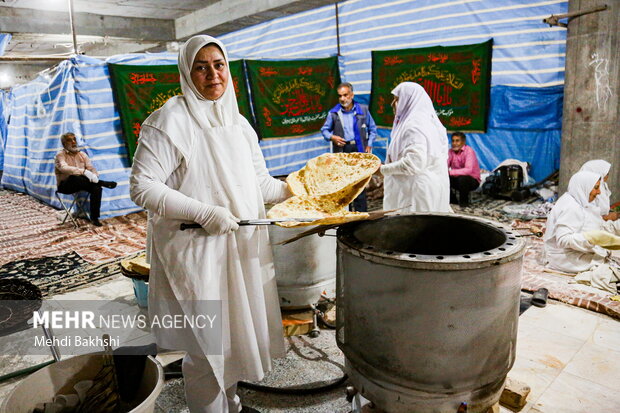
[544,170,606,273]
[389,82,448,162]
[580,159,612,215]
[177,35,239,128]
[382,82,451,213]
[545,170,602,240]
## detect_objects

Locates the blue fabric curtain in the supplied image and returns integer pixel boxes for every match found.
[466,86,563,182]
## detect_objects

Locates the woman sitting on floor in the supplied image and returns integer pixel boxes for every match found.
[543,170,614,274]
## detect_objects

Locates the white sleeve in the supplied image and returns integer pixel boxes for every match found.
[380,129,427,176]
[242,118,291,203]
[602,219,620,235]
[597,189,611,215]
[554,223,597,253]
[129,125,209,222]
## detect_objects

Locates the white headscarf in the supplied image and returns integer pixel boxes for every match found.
[580,160,612,215]
[545,170,602,241]
[580,159,611,179]
[567,170,601,208]
[178,35,240,129]
[390,82,447,160]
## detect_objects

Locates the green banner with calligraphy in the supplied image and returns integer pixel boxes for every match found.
[245,57,341,139]
[370,40,492,132]
[109,61,251,161]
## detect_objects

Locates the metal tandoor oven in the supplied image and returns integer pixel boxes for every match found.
[336,214,526,413]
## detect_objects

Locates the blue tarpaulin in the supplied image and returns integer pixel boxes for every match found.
[0,34,10,57]
[489,85,563,130]
[0,90,9,169]
[467,86,563,182]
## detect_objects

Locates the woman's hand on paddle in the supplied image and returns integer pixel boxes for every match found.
[196,205,239,235]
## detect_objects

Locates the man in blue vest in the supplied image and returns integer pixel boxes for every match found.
[320,82,378,212]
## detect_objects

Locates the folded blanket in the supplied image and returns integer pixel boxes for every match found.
[572,263,620,294]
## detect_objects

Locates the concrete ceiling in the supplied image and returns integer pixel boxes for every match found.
[0,0,337,59]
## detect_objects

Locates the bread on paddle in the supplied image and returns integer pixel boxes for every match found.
[268,153,380,227]
[267,192,369,228]
[287,152,381,198]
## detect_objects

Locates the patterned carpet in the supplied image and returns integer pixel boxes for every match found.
[0,188,147,266]
[0,251,142,297]
[520,234,620,320]
[0,188,146,296]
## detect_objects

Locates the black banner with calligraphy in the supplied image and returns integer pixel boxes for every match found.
[245,57,340,139]
[109,61,252,161]
[370,40,492,132]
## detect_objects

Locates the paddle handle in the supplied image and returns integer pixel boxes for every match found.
[180,223,201,231]
[180,221,257,230]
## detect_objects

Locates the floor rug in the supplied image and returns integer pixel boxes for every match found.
[520,234,620,320]
[0,189,147,266]
[0,251,142,297]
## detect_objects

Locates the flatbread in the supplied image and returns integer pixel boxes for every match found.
[287,153,381,197]
[269,152,380,227]
[120,253,150,276]
[267,194,369,228]
[584,230,620,250]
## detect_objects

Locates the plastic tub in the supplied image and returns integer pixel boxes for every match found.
[1,353,164,413]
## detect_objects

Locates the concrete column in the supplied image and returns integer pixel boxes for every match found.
[560,0,620,199]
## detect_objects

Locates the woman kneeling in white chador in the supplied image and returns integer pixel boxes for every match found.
[544,170,620,293]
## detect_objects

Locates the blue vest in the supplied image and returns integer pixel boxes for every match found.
[328,102,369,153]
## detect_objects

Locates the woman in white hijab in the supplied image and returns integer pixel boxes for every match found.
[130,35,289,413]
[380,82,451,213]
[580,160,618,224]
[544,170,611,273]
